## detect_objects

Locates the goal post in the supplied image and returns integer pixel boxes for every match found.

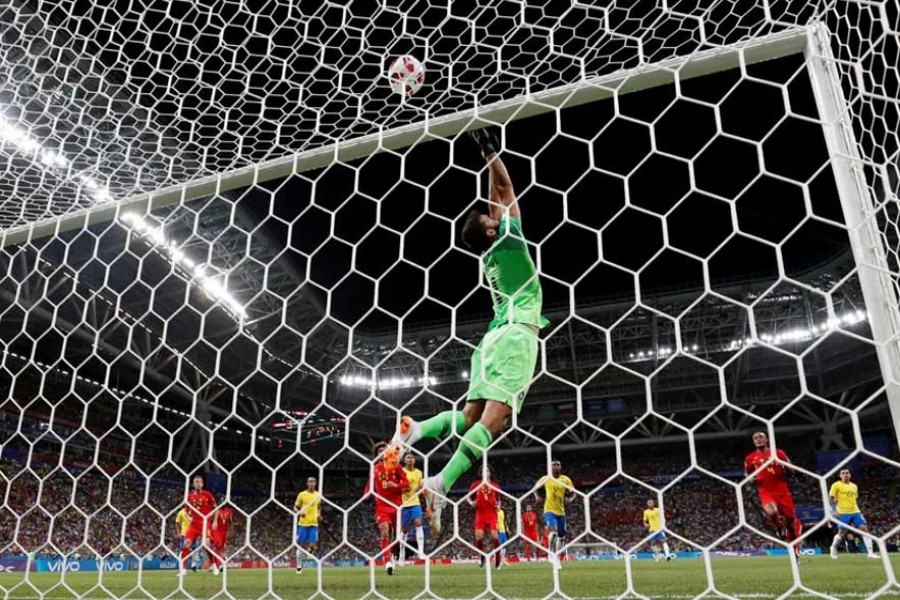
[803,22,900,440]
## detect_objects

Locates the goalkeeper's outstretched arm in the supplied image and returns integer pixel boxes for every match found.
[470,128,520,221]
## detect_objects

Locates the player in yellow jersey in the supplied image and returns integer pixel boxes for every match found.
[399,453,428,564]
[829,469,879,559]
[496,501,508,568]
[175,508,199,572]
[294,477,322,574]
[533,460,574,570]
[642,499,671,562]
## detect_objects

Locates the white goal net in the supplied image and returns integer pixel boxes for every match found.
[0,1,899,600]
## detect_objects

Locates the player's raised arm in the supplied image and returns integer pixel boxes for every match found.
[470,128,519,221]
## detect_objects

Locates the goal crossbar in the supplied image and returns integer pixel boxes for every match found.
[0,27,808,248]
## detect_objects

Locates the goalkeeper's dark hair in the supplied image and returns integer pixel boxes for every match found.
[462,210,493,253]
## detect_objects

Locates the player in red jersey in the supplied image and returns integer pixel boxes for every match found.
[521,503,540,561]
[467,465,502,569]
[540,526,550,559]
[365,442,410,576]
[180,474,216,578]
[744,431,802,548]
[207,505,233,575]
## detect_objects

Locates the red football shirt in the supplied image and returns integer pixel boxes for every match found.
[212,507,232,533]
[368,462,409,510]
[744,448,791,492]
[522,511,538,534]
[186,490,216,524]
[468,480,500,515]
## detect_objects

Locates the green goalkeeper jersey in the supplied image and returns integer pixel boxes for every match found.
[482,216,549,331]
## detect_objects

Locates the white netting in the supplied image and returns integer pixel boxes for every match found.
[1,1,900,599]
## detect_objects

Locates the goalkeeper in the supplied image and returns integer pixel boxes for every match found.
[394,127,547,532]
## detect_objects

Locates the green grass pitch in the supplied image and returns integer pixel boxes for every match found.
[1,556,899,599]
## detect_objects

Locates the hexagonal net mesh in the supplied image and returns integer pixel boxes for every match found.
[0,2,899,600]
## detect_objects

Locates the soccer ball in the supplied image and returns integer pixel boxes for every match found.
[388,55,425,97]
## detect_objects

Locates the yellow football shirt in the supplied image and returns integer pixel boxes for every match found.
[643,507,662,532]
[829,481,860,514]
[402,468,423,508]
[537,475,573,516]
[295,490,321,526]
[175,509,191,536]
[497,509,506,533]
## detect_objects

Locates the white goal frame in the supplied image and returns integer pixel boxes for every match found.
[804,22,900,438]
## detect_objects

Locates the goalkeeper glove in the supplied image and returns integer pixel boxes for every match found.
[469,127,500,159]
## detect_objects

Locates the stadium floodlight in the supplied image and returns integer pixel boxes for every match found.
[0,109,246,321]
[120,212,247,320]
[0,115,70,171]
[339,374,438,390]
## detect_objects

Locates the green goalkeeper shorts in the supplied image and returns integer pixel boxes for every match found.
[466,323,540,413]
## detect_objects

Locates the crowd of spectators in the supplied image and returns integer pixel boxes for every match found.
[2,442,899,564]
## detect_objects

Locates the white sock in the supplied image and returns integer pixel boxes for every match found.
[863,535,874,554]
[662,542,670,555]
[399,540,406,562]
[416,526,425,556]
[832,533,843,549]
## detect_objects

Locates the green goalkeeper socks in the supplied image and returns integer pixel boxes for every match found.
[440,423,493,490]
[418,410,467,440]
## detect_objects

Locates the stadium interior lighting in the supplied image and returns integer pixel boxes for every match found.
[0,114,246,321]
[627,310,868,363]
[120,212,247,320]
[0,114,112,202]
[339,374,438,389]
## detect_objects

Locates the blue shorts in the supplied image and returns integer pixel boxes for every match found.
[498,532,508,544]
[837,513,867,529]
[296,526,319,545]
[649,530,666,542]
[402,505,423,528]
[544,512,567,537]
